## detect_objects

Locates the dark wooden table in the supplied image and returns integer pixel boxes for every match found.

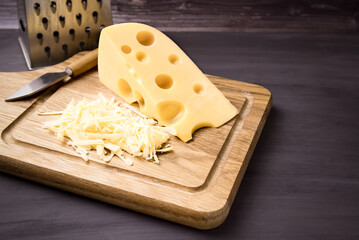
[0,29,358,239]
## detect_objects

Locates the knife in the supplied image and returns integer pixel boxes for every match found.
[5,49,98,102]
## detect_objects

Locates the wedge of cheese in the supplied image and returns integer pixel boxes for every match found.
[98,23,238,142]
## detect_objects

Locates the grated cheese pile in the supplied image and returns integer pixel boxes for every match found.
[41,93,174,165]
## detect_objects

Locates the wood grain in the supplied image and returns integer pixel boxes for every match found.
[2,0,358,32]
[0,52,271,229]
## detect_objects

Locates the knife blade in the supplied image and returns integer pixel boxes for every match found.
[5,48,98,102]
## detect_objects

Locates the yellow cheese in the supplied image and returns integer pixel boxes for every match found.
[42,94,173,164]
[98,23,238,142]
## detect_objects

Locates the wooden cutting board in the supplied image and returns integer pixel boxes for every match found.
[0,52,271,229]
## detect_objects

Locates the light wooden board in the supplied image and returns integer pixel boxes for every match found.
[0,52,271,229]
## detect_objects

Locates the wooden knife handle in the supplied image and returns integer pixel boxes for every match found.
[66,48,98,77]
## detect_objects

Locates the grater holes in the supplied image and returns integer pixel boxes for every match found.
[53,31,59,43]
[33,2,40,15]
[100,24,105,31]
[44,46,51,58]
[92,11,98,23]
[59,15,65,27]
[62,44,68,56]
[21,0,112,68]
[82,0,87,10]
[79,42,85,51]
[42,17,48,29]
[66,0,72,11]
[50,1,56,13]
[34,3,40,10]
[85,27,91,37]
[85,27,91,38]
[97,0,103,7]
[76,13,82,25]
[69,29,75,40]
[37,33,43,45]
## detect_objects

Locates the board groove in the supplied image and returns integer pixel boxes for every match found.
[3,94,252,194]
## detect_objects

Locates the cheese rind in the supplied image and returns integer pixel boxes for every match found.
[98,23,238,142]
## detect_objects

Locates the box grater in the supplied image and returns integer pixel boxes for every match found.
[17,0,113,69]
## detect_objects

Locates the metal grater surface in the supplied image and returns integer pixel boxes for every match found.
[17,0,113,69]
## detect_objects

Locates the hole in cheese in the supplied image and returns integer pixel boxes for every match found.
[136,31,155,46]
[193,83,205,95]
[157,100,184,125]
[191,122,215,135]
[136,51,147,62]
[134,91,145,108]
[168,54,180,64]
[121,45,131,54]
[155,74,173,89]
[118,78,133,100]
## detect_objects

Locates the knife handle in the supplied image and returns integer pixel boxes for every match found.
[66,48,98,77]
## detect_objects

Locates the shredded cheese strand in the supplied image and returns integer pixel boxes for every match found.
[41,93,173,165]
[38,111,64,116]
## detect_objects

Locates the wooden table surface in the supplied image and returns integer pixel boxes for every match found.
[0,29,358,239]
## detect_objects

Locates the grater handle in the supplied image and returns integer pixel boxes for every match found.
[66,49,98,77]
